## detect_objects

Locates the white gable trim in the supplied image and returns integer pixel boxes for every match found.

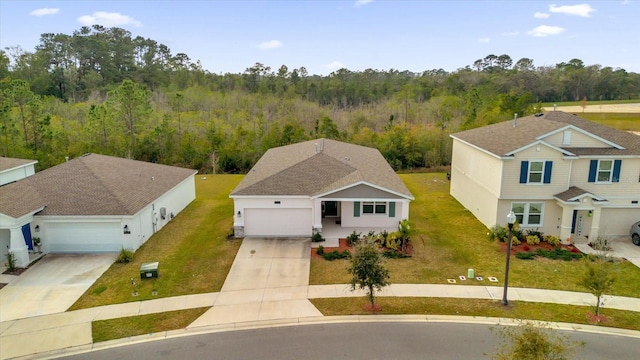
[0,160,38,174]
[312,181,414,200]
[537,125,625,149]
[230,195,310,199]
[504,140,575,157]
[554,193,608,205]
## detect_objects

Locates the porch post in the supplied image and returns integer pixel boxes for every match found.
[401,200,410,220]
[312,198,323,234]
[8,227,29,267]
[558,204,574,244]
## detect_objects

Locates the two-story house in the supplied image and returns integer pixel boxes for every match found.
[450,111,640,244]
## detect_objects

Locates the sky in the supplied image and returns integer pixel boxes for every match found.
[1,1,638,75]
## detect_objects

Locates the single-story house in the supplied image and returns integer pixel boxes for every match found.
[0,154,197,267]
[450,111,640,243]
[230,138,414,238]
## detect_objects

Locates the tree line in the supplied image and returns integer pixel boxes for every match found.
[1,25,638,172]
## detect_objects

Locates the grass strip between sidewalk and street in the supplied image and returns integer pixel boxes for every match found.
[92,307,209,343]
[310,297,640,332]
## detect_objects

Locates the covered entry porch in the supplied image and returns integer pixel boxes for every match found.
[555,187,607,244]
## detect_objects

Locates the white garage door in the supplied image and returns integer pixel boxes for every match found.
[599,208,640,236]
[46,222,122,253]
[244,208,312,237]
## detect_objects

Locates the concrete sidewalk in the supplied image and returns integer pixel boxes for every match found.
[3,285,640,359]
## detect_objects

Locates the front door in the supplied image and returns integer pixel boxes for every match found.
[323,201,338,217]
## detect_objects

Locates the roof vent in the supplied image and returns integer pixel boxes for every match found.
[65,156,69,162]
[513,113,518,128]
[535,113,544,117]
[553,104,557,111]
[314,143,318,154]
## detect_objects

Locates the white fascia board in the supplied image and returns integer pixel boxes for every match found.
[538,125,624,149]
[573,155,640,159]
[567,193,607,202]
[500,195,555,200]
[505,140,574,157]
[312,180,414,200]
[0,160,38,174]
[450,136,502,160]
[36,215,125,222]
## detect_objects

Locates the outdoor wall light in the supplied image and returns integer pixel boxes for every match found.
[34,225,40,232]
[588,210,593,217]
[123,225,131,234]
[237,211,242,218]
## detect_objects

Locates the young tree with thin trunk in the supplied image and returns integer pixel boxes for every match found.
[348,239,390,310]
[579,260,615,317]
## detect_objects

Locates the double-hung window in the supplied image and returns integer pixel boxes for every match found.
[528,161,544,183]
[520,160,552,184]
[511,202,543,226]
[362,201,387,215]
[588,159,622,183]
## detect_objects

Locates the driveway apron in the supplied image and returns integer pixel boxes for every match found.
[188,238,321,327]
[0,254,116,322]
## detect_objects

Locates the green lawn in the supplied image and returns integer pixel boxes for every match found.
[579,113,640,131]
[310,298,640,332]
[310,174,640,298]
[69,175,243,310]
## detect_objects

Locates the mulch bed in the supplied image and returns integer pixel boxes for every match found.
[500,241,580,255]
[2,267,28,276]
[311,238,413,259]
[311,238,352,259]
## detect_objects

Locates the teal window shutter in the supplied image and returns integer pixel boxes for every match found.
[388,202,396,217]
[543,161,553,183]
[588,160,597,182]
[612,160,622,182]
[519,161,529,183]
[354,201,360,217]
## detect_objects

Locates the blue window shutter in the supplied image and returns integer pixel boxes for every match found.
[588,160,597,182]
[519,161,529,183]
[612,160,622,182]
[354,201,360,217]
[388,202,396,217]
[543,161,553,183]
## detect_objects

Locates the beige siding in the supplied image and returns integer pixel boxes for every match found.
[498,199,563,236]
[542,130,611,148]
[501,144,570,198]
[570,158,640,197]
[450,139,501,228]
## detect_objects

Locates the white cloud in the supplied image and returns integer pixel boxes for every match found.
[29,8,59,16]
[77,11,142,27]
[324,61,345,70]
[527,25,566,37]
[534,12,550,19]
[354,0,373,7]
[502,31,520,36]
[549,3,595,17]
[478,38,491,43]
[258,40,283,50]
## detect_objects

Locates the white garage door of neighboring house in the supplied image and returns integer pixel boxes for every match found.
[244,208,312,237]
[47,222,122,253]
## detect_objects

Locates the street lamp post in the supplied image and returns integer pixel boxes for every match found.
[502,210,517,306]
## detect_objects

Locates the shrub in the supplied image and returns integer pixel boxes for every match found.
[116,248,134,263]
[526,235,540,245]
[382,250,409,258]
[590,236,612,251]
[322,250,351,261]
[316,245,324,255]
[515,251,535,260]
[5,251,16,271]
[347,231,361,246]
[545,235,561,246]
[385,233,401,250]
[522,244,530,251]
[510,236,521,246]
[311,232,323,242]
[525,229,543,239]
[487,225,508,242]
[536,248,582,261]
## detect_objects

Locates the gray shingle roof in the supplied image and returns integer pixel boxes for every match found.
[554,186,607,202]
[0,157,37,172]
[231,139,414,199]
[0,154,196,219]
[451,111,640,157]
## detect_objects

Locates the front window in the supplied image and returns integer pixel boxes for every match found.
[362,201,386,215]
[511,202,543,226]
[528,161,544,183]
[597,160,613,182]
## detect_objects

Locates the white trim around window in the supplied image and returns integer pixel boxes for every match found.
[528,160,545,184]
[511,202,544,227]
[596,159,613,183]
[362,201,387,215]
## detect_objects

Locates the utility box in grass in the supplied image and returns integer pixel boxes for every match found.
[140,262,159,279]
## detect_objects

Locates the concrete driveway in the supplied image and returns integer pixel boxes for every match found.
[610,238,640,268]
[0,254,115,322]
[189,238,322,327]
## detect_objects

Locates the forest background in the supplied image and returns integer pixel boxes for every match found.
[1,25,639,172]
